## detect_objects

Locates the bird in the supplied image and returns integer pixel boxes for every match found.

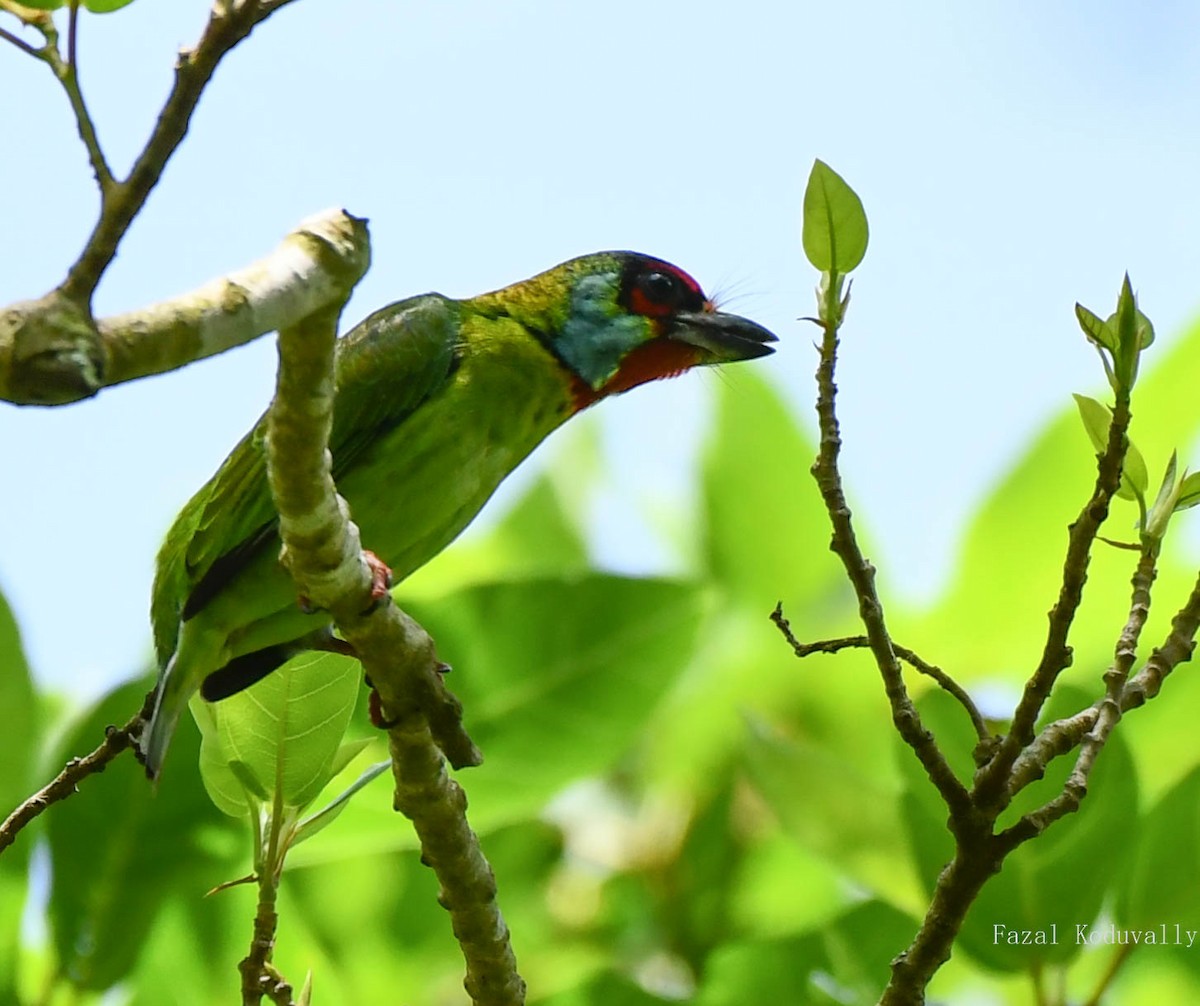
[141,251,777,778]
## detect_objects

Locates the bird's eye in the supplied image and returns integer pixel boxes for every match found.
[638,271,680,305]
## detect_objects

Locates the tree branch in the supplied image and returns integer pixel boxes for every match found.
[808,317,972,825]
[975,392,1131,809]
[262,251,522,1005]
[0,695,150,856]
[0,0,301,406]
[60,0,300,303]
[0,208,369,405]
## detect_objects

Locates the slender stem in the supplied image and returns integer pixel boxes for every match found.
[1082,943,1135,1006]
[0,24,40,57]
[772,608,990,743]
[0,698,150,857]
[975,391,1131,810]
[809,313,972,824]
[60,0,301,303]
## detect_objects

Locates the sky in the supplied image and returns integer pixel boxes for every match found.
[3,0,1200,699]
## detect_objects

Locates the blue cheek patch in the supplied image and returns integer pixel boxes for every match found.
[557,274,653,389]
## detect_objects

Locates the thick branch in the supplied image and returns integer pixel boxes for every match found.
[263,274,522,1005]
[0,208,369,405]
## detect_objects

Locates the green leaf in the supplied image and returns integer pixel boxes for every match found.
[199,651,360,815]
[1071,393,1145,501]
[703,368,840,611]
[0,590,37,821]
[82,0,136,10]
[696,901,916,1006]
[291,759,390,849]
[404,575,704,827]
[1075,303,1116,351]
[1175,471,1200,512]
[1116,763,1200,934]
[802,159,869,273]
[742,715,900,883]
[1073,393,1112,455]
[10,0,65,9]
[48,678,236,991]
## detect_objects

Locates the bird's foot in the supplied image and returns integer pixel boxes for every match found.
[362,550,393,613]
[294,550,392,615]
[365,661,451,730]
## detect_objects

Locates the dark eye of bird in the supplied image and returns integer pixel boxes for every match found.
[638,271,680,306]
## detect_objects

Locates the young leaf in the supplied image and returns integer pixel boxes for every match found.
[1073,393,1112,455]
[1175,470,1200,512]
[802,159,869,274]
[291,760,391,849]
[1075,303,1116,351]
[1072,393,1145,501]
[83,0,136,10]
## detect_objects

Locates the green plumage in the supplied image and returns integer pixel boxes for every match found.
[143,251,776,777]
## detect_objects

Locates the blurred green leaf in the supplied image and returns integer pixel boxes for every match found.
[8,0,64,8]
[702,368,840,612]
[1117,763,1200,933]
[742,714,904,888]
[82,0,136,10]
[696,901,915,1006]
[403,575,704,829]
[48,678,236,991]
[0,590,36,826]
[802,159,869,274]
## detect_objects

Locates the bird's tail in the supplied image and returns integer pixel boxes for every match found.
[139,623,222,781]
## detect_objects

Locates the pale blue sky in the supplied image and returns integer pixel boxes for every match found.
[3,1,1200,697]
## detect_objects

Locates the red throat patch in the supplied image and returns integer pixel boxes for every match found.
[571,337,702,411]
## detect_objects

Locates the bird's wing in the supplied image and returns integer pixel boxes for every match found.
[151,295,461,664]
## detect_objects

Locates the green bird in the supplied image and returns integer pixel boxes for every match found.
[142,251,776,778]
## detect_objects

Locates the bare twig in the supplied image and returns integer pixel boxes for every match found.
[61,0,301,303]
[0,696,150,856]
[0,23,39,57]
[239,869,296,1006]
[975,392,1131,810]
[772,605,989,744]
[263,243,522,1005]
[808,317,972,824]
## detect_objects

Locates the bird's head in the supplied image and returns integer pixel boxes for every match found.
[472,251,777,410]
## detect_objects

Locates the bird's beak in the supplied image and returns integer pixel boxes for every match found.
[665,310,778,362]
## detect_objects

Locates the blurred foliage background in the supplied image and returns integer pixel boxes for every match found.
[7,317,1200,1004]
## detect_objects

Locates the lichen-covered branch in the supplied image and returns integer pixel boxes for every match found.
[1,208,367,406]
[263,262,522,1005]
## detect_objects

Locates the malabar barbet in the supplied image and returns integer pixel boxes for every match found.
[142,251,777,777]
